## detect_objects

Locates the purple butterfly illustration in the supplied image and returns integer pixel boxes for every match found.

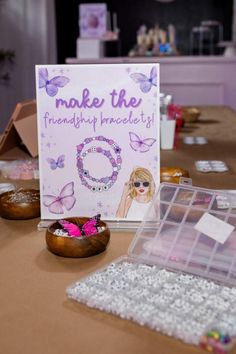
[46,155,65,170]
[129,132,156,153]
[38,68,70,97]
[43,182,76,214]
[130,66,157,93]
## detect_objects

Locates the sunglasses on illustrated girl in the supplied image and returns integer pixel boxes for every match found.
[133,181,150,188]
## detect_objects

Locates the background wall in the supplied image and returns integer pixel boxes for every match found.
[0,0,234,133]
[0,0,56,133]
[55,0,233,63]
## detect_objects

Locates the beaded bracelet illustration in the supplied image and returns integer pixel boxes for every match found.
[76,136,122,192]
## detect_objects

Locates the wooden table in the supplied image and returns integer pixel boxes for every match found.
[0,106,236,354]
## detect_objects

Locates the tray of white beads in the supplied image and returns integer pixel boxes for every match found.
[183,136,208,145]
[195,160,228,173]
[67,182,236,350]
[67,258,236,347]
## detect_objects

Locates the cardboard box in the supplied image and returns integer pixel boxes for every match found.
[0,99,38,159]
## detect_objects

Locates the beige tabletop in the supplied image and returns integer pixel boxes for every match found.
[0,106,236,354]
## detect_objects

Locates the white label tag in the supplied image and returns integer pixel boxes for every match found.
[194,212,235,244]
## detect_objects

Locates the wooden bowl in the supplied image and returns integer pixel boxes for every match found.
[46,217,110,258]
[0,189,40,220]
[160,167,190,184]
[182,107,201,123]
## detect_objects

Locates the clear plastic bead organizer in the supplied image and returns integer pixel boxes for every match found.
[67,182,236,349]
[183,136,208,145]
[129,183,236,285]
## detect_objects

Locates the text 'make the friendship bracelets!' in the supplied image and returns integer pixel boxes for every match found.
[76,136,122,192]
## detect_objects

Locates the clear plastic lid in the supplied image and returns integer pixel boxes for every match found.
[129,182,236,286]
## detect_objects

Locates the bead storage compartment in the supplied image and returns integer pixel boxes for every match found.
[183,136,208,145]
[195,160,228,173]
[67,183,236,351]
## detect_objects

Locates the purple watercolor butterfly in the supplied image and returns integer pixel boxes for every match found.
[46,155,65,170]
[38,68,70,97]
[129,132,156,153]
[130,66,157,93]
[43,182,76,214]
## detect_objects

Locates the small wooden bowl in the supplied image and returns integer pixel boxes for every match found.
[160,167,190,184]
[46,217,110,258]
[182,107,201,123]
[0,189,40,220]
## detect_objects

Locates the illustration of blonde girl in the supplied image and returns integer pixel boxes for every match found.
[116,167,156,219]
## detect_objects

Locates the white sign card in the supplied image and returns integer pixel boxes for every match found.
[35,63,160,221]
